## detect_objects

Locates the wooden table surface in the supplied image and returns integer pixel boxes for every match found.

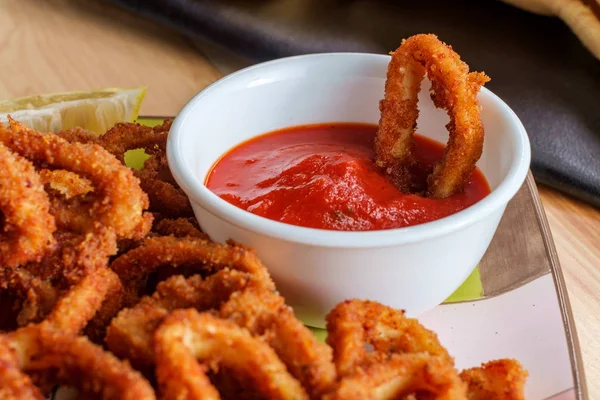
[2,0,599,396]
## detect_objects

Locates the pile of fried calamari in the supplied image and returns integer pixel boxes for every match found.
[0,118,527,400]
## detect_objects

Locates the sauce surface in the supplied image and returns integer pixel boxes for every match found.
[206,123,490,231]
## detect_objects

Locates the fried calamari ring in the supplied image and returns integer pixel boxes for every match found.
[0,326,155,400]
[154,309,308,400]
[0,118,149,239]
[221,286,336,399]
[34,168,149,283]
[110,236,275,304]
[460,359,527,400]
[374,34,490,198]
[323,353,467,400]
[98,121,170,164]
[326,299,453,377]
[136,152,194,218]
[53,124,154,241]
[102,120,192,217]
[97,120,192,217]
[58,122,188,218]
[106,269,258,371]
[0,141,55,267]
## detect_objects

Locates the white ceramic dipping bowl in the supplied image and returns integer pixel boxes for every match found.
[167,53,531,328]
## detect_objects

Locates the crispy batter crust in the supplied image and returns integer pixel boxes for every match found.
[0,140,55,267]
[460,359,528,400]
[39,169,93,199]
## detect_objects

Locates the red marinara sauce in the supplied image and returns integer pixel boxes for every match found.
[206,123,491,231]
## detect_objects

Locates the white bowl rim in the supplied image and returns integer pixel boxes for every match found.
[167,52,531,248]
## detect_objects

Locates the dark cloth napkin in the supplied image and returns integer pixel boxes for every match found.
[109,0,600,207]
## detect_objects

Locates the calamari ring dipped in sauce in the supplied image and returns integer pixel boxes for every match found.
[375,33,490,198]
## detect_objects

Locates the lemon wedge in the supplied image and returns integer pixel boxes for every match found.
[0,87,147,135]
